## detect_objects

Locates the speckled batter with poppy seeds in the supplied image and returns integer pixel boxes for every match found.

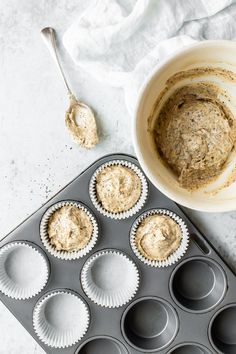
[153,81,236,190]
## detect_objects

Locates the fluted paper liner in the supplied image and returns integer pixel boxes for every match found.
[89,160,148,219]
[0,241,49,300]
[40,200,99,260]
[33,290,90,348]
[81,249,140,308]
[130,209,189,267]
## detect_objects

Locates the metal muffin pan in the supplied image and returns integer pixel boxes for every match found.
[0,153,236,354]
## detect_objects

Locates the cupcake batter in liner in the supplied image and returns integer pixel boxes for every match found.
[89,160,148,219]
[130,209,189,267]
[40,200,99,260]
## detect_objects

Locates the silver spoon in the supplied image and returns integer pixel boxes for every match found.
[41,27,99,149]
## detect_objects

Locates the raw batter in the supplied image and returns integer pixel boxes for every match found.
[96,165,141,213]
[135,214,182,261]
[153,82,236,189]
[47,205,93,251]
[65,95,98,149]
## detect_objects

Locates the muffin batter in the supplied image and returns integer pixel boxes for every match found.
[154,82,236,189]
[96,165,141,213]
[135,214,182,261]
[47,205,93,251]
[65,95,99,149]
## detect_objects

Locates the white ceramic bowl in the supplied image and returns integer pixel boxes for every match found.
[134,40,236,212]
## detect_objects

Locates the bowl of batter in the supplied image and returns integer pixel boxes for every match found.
[134,40,236,211]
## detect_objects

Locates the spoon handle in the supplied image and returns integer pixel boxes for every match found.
[41,27,73,97]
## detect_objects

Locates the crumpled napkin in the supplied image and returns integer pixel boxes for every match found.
[63,0,236,114]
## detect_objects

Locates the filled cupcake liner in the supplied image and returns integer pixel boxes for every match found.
[0,241,49,300]
[40,200,99,260]
[33,289,90,348]
[81,249,140,308]
[89,160,148,220]
[130,209,190,268]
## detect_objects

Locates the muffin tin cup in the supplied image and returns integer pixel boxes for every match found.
[81,249,140,308]
[40,200,99,260]
[167,342,212,353]
[89,159,148,220]
[0,241,50,300]
[121,296,179,352]
[76,335,129,354]
[130,209,189,267]
[170,256,227,313]
[208,303,236,354]
[33,289,90,349]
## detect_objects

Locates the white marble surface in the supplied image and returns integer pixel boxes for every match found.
[0,1,236,353]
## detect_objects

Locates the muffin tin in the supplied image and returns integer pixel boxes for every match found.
[0,153,236,354]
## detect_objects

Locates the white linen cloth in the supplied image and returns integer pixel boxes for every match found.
[63,0,236,114]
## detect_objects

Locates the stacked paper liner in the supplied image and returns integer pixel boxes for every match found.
[0,241,49,300]
[40,200,99,260]
[33,290,90,348]
[81,249,140,308]
[89,159,148,219]
[130,209,190,267]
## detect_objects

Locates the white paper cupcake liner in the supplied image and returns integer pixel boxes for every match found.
[40,200,99,260]
[33,289,90,348]
[81,249,140,308]
[0,241,49,300]
[130,209,190,268]
[89,160,148,220]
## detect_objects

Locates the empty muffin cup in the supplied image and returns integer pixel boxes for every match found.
[209,304,236,354]
[167,343,212,353]
[0,241,49,300]
[121,296,179,352]
[89,159,148,219]
[76,335,129,354]
[170,257,227,313]
[40,200,99,260]
[81,249,140,308]
[33,289,90,348]
[130,209,189,267]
